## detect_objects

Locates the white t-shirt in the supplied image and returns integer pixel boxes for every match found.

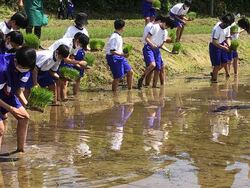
[106,32,123,55]
[63,25,89,38]
[36,50,61,72]
[230,22,240,40]
[170,3,189,16]
[0,21,12,35]
[48,37,73,51]
[211,23,231,44]
[149,24,167,47]
[142,22,153,44]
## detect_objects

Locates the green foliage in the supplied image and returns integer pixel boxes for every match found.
[24,34,40,50]
[59,66,80,81]
[123,44,133,54]
[230,25,239,33]
[230,40,239,51]
[152,0,161,9]
[85,53,95,66]
[90,39,105,51]
[172,42,182,54]
[28,87,53,112]
[188,12,197,20]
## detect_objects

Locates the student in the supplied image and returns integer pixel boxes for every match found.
[138,16,175,89]
[228,17,250,76]
[58,0,66,19]
[0,12,28,35]
[209,14,235,83]
[169,0,192,42]
[0,47,36,154]
[59,33,89,100]
[67,0,74,20]
[32,45,70,103]
[142,0,157,25]
[106,19,133,92]
[63,12,89,38]
[5,31,24,53]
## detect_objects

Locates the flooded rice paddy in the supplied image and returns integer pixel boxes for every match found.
[1,73,250,188]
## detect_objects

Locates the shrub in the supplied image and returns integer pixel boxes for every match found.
[28,87,53,112]
[24,34,40,49]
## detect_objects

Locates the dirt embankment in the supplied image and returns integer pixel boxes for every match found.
[77,34,250,90]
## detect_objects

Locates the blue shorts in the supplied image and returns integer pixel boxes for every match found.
[209,43,228,66]
[25,72,33,89]
[0,91,22,120]
[169,12,184,28]
[143,44,164,71]
[106,55,132,79]
[38,71,56,87]
[142,1,156,18]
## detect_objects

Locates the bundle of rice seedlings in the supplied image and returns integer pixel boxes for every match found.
[24,34,40,50]
[152,0,161,9]
[59,66,80,81]
[28,87,53,112]
[230,25,239,33]
[169,31,176,42]
[172,42,182,54]
[85,54,95,66]
[123,44,133,54]
[90,39,105,51]
[188,12,197,20]
[230,40,239,51]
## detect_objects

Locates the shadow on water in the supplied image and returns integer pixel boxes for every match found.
[1,72,250,187]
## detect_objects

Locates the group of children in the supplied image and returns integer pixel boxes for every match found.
[58,0,75,20]
[0,11,90,154]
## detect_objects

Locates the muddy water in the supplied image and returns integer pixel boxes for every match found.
[1,73,250,188]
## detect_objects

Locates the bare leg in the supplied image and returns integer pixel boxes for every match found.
[227,61,232,75]
[73,78,81,95]
[126,71,133,90]
[153,70,160,88]
[159,68,165,86]
[0,121,4,151]
[233,57,238,75]
[222,63,230,77]
[145,70,154,86]
[112,79,120,92]
[212,65,221,82]
[138,62,156,89]
[48,83,58,104]
[56,80,62,102]
[178,26,185,42]
[61,80,68,100]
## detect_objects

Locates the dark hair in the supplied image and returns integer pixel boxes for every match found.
[75,12,88,27]
[0,31,4,54]
[73,32,83,39]
[238,17,250,34]
[10,12,28,29]
[114,19,125,30]
[78,33,89,49]
[56,44,70,58]
[162,16,175,29]
[16,46,36,70]
[155,15,164,22]
[6,31,23,46]
[184,0,192,7]
[221,13,235,25]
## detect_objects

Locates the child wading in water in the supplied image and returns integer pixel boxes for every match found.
[106,19,133,92]
[209,14,235,83]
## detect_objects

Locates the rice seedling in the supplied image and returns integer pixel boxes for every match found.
[188,12,197,21]
[152,0,161,10]
[28,87,54,112]
[172,42,182,54]
[230,25,239,33]
[24,34,40,49]
[230,40,239,51]
[90,39,105,51]
[59,66,80,81]
[169,31,176,42]
[123,44,133,54]
[85,54,95,66]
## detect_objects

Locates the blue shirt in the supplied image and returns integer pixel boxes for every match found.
[0,54,31,95]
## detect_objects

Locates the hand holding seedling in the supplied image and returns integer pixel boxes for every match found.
[9,106,27,119]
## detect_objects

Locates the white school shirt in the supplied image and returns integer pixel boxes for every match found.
[148,24,167,47]
[106,32,123,55]
[230,22,240,40]
[48,37,73,51]
[63,25,89,38]
[36,50,61,72]
[170,3,189,16]
[0,21,12,35]
[142,22,154,44]
[211,23,231,44]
